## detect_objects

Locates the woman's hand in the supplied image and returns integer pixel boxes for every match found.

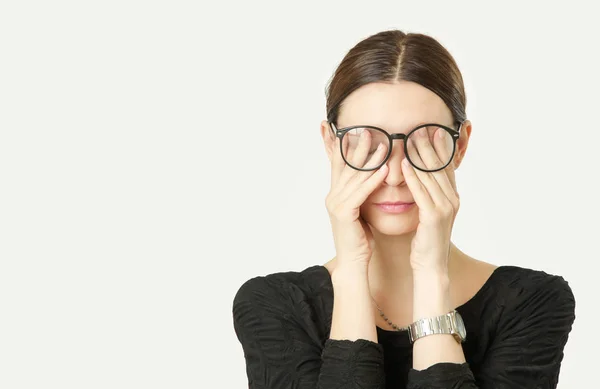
[326,130,389,268]
[401,126,461,274]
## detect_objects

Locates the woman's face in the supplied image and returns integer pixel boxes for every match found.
[322,80,470,237]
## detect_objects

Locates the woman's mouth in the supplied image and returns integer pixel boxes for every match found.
[374,202,416,214]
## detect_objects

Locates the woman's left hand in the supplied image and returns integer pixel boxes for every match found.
[402,126,461,274]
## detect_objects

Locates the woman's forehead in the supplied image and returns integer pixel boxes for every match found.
[338,81,453,130]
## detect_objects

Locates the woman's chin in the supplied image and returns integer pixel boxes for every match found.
[366,217,418,236]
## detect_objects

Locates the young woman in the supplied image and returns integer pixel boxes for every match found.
[232,29,575,389]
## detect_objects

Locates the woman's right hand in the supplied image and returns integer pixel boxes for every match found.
[325,130,390,268]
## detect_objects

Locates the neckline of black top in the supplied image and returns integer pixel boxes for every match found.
[312,264,507,344]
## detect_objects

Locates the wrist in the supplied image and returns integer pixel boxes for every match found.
[413,272,452,320]
[410,253,450,275]
[413,269,450,285]
[412,262,449,281]
[330,262,368,285]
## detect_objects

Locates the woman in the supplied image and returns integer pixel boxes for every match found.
[232,29,575,389]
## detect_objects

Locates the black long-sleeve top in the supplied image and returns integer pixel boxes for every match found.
[232,264,575,388]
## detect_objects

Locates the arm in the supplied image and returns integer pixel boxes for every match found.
[329,264,377,342]
[411,270,466,370]
[232,274,386,389]
[406,275,576,389]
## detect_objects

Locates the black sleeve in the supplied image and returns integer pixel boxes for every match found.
[406,275,576,389]
[232,276,386,389]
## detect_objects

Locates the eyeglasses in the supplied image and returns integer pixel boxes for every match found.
[328,120,464,173]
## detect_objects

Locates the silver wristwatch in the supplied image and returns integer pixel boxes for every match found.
[407,310,466,344]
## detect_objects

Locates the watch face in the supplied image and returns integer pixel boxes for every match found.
[455,312,467,340]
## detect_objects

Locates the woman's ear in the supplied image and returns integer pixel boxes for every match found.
[320,120,336,162]
[452,120,472,170]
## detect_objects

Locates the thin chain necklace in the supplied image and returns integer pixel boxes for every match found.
[371,297,409,331]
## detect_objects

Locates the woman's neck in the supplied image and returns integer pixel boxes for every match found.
[327,231,468,305]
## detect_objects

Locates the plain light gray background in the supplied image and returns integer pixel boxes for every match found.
[1,1,598,388]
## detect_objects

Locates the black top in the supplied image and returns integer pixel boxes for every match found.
[232,264,575,389]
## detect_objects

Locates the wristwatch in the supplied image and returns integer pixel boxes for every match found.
[407,310,466,344]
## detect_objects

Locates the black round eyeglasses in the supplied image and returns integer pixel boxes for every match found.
[328,120,464,173]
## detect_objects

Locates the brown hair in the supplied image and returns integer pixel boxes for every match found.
[325,30,467,129]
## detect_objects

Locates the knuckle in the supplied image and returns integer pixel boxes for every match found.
[325,196,336,211]
[440,205,454,217]
[330,203,343,218]
[425,209,448,224]
[453,198,460,211]
[334,206,354,223]
[432,212,446,223]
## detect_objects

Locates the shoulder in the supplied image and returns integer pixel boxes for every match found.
[491,265,575,331]
[232,264,331,311]
[493,265,575,305]
[231,265,333,344]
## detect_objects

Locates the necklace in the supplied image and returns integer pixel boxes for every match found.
[371,297,409,331]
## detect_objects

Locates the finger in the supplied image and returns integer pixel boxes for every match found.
[330,136,344,189]
[406,133,427,170]
[406,136,448,205]
[433,128,459,193]
[342,162,389,209]
[407,126,434,168]
[447,166,458,194]
[432,127,460,198]
[432,127,452,162]
[401,158,434,210]
[335,138,387,196]
[346,129,373,168]
[417,127,457,203]
[416,126,444,171]
[363,141,388,169]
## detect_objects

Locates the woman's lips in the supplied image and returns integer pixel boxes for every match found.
[374,202,416,213]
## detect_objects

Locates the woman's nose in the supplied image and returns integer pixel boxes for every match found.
[383,143,407,187]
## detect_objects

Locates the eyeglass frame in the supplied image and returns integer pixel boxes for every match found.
[328,120,465,173]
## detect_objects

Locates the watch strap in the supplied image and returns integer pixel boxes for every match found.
[408,310,462,343]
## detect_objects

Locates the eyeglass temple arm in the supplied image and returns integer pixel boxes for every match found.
[328,121,337,134]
